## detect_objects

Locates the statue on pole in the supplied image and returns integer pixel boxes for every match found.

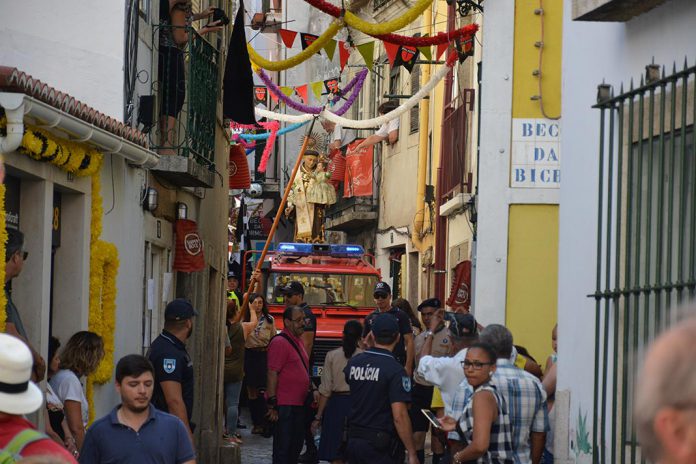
[285,133,336,242]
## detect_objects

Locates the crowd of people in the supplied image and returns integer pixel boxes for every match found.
[1,226,694,464]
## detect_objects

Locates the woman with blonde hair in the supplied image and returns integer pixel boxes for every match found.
[49,331,104,452]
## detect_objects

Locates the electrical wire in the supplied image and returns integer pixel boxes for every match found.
[536,0,560,120]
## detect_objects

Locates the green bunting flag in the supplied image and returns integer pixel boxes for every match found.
[356,41,375,71]
[324,39,337,61]
[311,81,324,100]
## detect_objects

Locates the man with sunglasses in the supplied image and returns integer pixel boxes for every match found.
[362,282,414,376]
[4,228,46,382]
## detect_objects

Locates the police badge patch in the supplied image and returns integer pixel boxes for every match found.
[402,376,412,393]
[163,358,176,374]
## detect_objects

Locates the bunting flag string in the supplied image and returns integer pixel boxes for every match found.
[300,0,478,45]
[255,52,458,129]
[257,68,369,115]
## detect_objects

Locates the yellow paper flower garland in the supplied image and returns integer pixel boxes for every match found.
[1,118,118,423]
[247,0,435,71]
[0,184,7,333]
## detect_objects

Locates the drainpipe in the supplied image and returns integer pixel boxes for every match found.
[0,93,25,154]
[412,4,433,250]
[434,1,456,301]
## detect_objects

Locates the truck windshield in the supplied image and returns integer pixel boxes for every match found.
[266,273,378,307]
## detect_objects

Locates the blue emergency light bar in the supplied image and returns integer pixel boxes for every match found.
[277,242,365,258]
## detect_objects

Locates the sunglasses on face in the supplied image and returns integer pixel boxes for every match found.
[374,294,389,299]
[462,361,494,370]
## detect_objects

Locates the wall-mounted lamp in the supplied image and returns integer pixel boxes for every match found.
[177,202,188,220]
[596,83,613,104]
[143,187,159,211]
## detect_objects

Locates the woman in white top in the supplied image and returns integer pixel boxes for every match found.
[353,101,400,150]
[49,331,104,452]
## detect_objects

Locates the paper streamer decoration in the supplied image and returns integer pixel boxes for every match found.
[300,0,478,45]
[248,20,343,71]
[237,121,309,141]
[255,52,457,128]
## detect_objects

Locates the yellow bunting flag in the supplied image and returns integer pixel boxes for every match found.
[280,86,295,97]
[311,81,324,100]
[356,41,375,71]
[324,39,338,61]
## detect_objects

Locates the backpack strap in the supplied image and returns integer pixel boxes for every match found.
[3,429,47,458]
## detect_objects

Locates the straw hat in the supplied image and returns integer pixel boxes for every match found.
[0,333,43,415]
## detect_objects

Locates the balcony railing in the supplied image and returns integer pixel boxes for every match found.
[151,25,219,168]
[440,89,475,200]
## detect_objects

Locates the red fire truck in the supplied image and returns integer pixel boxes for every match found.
[244,242,380,377]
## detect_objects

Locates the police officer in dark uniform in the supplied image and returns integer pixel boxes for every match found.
[148,298,197,441]
[362,282,415,376]
[344,313,419,464]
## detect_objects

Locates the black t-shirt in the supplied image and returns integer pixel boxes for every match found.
[148,330,194,424]
[299,302,317,366]
[362,307,411,366]
[344,348,412,433]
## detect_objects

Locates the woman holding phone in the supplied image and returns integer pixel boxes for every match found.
[437,343,513,464]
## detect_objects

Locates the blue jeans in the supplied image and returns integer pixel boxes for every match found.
[224,381,243,435]
[273,405,305,464]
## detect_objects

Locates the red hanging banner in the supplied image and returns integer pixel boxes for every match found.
[446,260,471,310]
[173,219,206,273]
[344,140,373,198]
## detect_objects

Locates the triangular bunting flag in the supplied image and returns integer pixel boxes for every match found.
[396,45,419,73]
[323,78,340,95]
[280,86,294,97]
[311,81,324,100]
[436,42,449,61]
[418,45,432,61]
[323,39,337,61]
[253,85,268,105]
[384,42,400,67]
[356,41,375,71]
[296,84,308,103]
[279,29,298,48]
[339,41,351,71]
[269,89,279,105]
[300,33,321,55]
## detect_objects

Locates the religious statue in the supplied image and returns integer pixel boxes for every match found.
[285,134,337,242]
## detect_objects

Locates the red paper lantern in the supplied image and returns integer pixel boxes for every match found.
[328,149,345,188]
[229,144,251,189]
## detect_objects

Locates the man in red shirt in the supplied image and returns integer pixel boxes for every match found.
[266,305,311,464]
[0,333,76,462]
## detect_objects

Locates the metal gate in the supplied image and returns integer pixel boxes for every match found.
[592,61,695,463]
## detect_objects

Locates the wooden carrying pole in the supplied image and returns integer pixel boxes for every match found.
[240,116,318,312]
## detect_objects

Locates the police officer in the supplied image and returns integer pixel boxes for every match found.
[344,313,419,464]
[227,271,242,305]
[148,298,197,443]
[362,282,415,376]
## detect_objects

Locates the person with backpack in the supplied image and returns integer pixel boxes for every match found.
[0,333,76,463]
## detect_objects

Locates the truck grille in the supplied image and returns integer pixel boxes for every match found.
[312,338,342,367]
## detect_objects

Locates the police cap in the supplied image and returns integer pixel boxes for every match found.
[164,298,199,321]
